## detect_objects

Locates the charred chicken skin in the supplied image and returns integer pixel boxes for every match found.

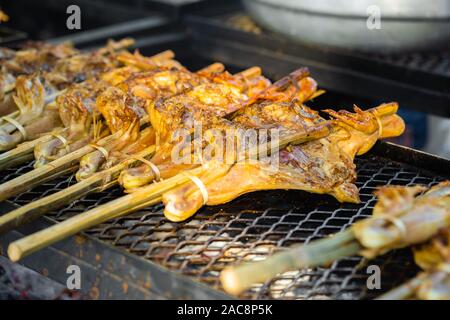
[220,182,449,296]
[160,101,404,221]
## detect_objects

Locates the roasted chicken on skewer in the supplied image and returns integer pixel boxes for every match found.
[0,50,184,200]
[220,181,450,295]
[0,39,134,151]
[3,69,326,261]
[0,62,270,235]
[33,49,179,167]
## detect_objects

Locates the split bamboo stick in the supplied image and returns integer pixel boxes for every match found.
[7,126,331,262]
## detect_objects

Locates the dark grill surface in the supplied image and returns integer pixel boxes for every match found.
[0,152,445,300]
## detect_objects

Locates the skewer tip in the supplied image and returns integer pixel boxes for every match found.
[8,243,22,262]
[220,267,243,296]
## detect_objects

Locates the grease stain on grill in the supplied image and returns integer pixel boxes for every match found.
[0,154,444,300]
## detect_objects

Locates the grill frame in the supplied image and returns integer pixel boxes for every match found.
[0,142,448,300]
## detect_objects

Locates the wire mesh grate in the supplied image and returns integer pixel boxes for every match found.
[0,154,445,299]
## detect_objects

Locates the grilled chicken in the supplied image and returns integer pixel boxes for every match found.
[119,69,319,191]
[161,101,405,221]
[0,42,77,116]
[33,50,180,167]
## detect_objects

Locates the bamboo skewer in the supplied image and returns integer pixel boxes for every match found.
[7,165,204,261]
[0,145,156,235]
[7,127,331,262]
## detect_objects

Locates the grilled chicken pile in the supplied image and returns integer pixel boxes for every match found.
[160,102,404,222]
[377,227,450,300]
[0,43,272,232]
[34,49,183,168]
[0,41,408,273]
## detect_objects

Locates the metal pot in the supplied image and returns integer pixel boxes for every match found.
[244,0,450,53]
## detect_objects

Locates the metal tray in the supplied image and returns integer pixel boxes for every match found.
[185,6,450,118]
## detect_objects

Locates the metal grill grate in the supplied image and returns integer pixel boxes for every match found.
[0,154,445,299]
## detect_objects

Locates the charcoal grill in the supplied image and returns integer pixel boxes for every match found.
[0,0,449,300]
[0,135,448,299]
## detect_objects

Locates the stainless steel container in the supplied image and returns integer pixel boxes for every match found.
[244,0,450,53]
